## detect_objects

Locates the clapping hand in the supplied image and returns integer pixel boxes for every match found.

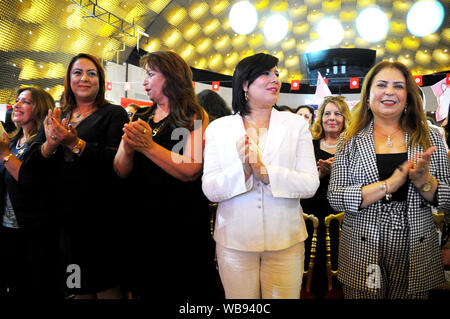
[122,118,155,153]
[409,146,436,189]
[44,108,78,148]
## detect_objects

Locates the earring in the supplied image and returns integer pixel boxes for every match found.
[404,103,408,114]
[244,91,249,101]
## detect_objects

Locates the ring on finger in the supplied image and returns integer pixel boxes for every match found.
[143,129,147,134]
[51,135,57,140]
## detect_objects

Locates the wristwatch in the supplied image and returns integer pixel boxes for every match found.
[71,138,83,155]
[420,176,434,192]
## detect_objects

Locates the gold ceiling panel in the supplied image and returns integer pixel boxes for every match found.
[293,22,309,35]
[248,34,264,49]
[392,0,411,12]
[231,34,248,50]
[0,20,22,52]
[442,28,450,43]
[289,5,307,19]
[183,22,202,42]
[166,6,188,27]
[189,2,209,21]
[179,43,196,63]
[146,0,170,14]
[254,0,270,10]
[271,1,289,12]
[281,38,296,51]
[285,55,299,68]
[322,0,342,12]
[214,34,232,53]
[307,11,324,24]
[432,48,449,66]
[398,54,414,68]
[357,0,376,8]
[278,68,288,82]
[385,38,403,54]
[305,0,322,6]
[272,51,285,63]
[208,53,223,71]
[422,33,440,46]
[142,38,162,53]
[402,36,420,50]
[210,0,229,16]
[224,52,239,69]
[340,10,357,22]
[202,18,221,36]
[162,27,183,48]
[194,56,207,70]
[390,20,406,35]
[31,24,60,52]
[415,50,432,66]
[196,37,213,55]
[18,0,53,24]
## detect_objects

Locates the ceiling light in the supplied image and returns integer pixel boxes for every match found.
[229,1,257,35]
[305,39,330,53]
[356,6,389,42]
[263,14,289,42]
[317,18,344,46]
[407,0,444,37]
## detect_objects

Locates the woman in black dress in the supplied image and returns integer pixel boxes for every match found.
[114,51,218,300]
[300,96,351,298]
[0,87,61,298]
[21,53,128,298]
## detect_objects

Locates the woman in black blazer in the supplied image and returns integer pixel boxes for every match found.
[328,61,450,299]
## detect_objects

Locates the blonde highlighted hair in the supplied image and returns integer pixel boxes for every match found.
[311,96,351,140]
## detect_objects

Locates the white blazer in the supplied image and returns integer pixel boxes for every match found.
[202,108,319,252]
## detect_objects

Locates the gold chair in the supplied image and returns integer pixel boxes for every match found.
[301,212,319,298]
[324,212,344,298]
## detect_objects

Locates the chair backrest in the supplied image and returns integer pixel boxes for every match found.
[302,212,319,294]
[324,212,344,292]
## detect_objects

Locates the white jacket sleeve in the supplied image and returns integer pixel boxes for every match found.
[266,122,319,199]
[202,123,252,202]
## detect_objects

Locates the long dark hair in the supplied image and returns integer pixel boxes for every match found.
[62,53,107,112]
[140,51,205,130]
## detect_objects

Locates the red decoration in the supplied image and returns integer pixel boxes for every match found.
[290,80,300,90]
[414,75,423,86]
[212,81,220,91]
[446,73,450,86]
[350,77,359,89]
[106,82,112,91]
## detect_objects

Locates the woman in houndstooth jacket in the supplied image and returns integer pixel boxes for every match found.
[328,61,450,299]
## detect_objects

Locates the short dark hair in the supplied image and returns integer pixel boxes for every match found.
[197,89,231,121]
[232,53,279,115]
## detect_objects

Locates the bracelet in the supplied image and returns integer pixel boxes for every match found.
[41,142,57,158]
[380,181,392,201]
[2,153,13,164]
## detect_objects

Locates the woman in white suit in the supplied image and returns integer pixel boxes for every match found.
[202,53,320,299]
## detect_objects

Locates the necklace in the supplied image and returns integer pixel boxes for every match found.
[320,139,338,149]
[72,107,96,120]
[375,128,402,147]
[147,114,168,137]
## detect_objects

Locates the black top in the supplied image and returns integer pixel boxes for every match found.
[0,136,54,230]
[125,106,216,299]
[301,139,336,218]
[376,152,408,202]
[21,103,129,226]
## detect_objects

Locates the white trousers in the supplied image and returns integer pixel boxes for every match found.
[216,242,305,299]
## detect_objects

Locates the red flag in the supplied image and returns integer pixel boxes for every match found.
[290,80,300,90]
[124,82,131,91]
[446,73,450,86]
[212,81,220,91]
[350,77,359,89]
[106,82,112,91]
[6,104,12,109]
[414,75,423,86]
[192,81,196,89]
[323,78,328,85]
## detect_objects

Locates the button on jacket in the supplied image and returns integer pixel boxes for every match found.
[202,109,320,252]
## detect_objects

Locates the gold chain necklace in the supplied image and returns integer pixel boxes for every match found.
[147,114,168,137]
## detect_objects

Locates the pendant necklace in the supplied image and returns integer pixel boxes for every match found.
[376,128,402,148]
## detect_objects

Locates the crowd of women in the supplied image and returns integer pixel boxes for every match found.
[0,49,448,300]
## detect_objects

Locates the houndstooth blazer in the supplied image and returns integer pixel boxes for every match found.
[328,121,450,294]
